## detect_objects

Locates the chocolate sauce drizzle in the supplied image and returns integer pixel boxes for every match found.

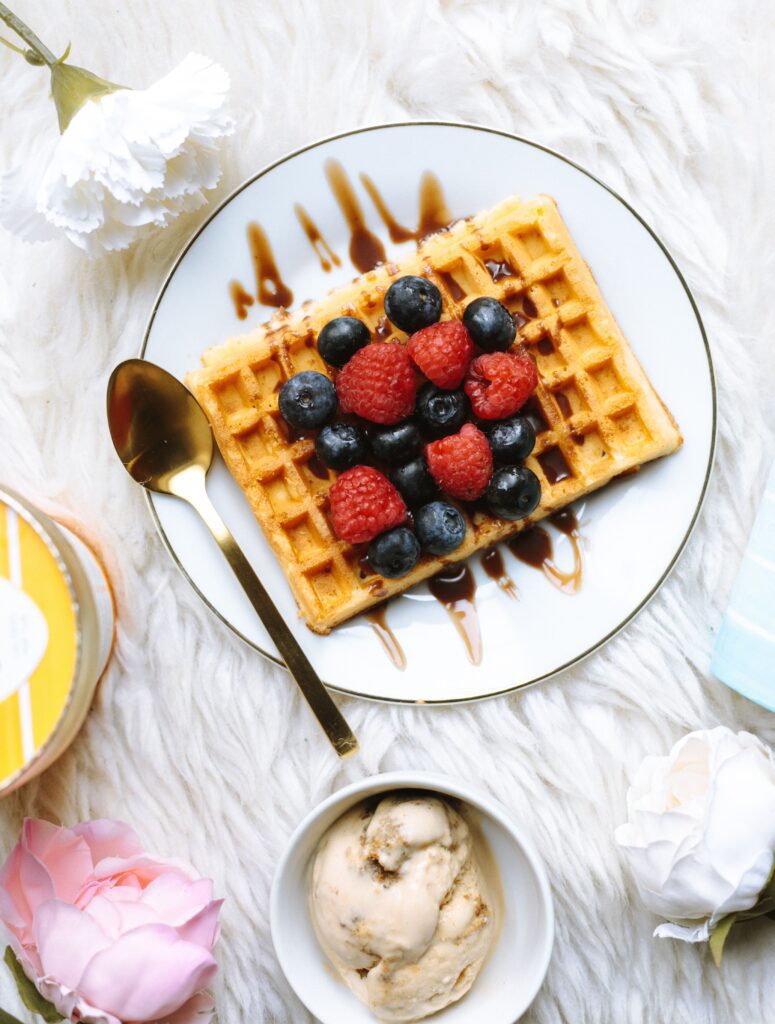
[229,166,456,314]
[366,606,407,671]
[427,564,482,665]
[228,280,254,320]
[480,548,519,600]
[484,258,517,282]
[507,508,583,594]
[325,159,387,272]
[228,222,295,318]
[247,222,294,308]
[360,170,454,245]
[294,203,341,273]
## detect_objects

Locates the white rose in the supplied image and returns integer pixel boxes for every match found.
[615,727,775,942]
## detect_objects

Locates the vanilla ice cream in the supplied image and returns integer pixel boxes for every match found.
[309,793,497,1021]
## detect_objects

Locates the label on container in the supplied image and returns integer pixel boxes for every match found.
[0,578,48,702]
[0,504,77,781]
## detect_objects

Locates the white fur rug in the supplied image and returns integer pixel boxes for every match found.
[2,1,775,1021]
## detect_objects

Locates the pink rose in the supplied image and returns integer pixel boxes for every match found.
[0,819,222,1024]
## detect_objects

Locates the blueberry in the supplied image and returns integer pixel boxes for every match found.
[488,416,536,463]
[486,466,541,520]
[370,420,423,465]
[415,501,466,556]
[384,276,442,333]
[416,383,469,438]
[367,527,421,578]
[463,297,516,352]
[317,317,370,368]
[315,423,368,470]
[278,371,337,429]
[390,457,439,508]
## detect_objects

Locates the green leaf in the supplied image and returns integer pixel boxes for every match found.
[738,896,775,921]
[3,947,63,1022]
[0,1007,26,1024]
[709,914,737,967]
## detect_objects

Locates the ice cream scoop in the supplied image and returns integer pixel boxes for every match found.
[309,793,497,1021]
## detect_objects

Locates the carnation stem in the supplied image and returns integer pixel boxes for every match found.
[0,2,56,65]
[0,1008,24,1024]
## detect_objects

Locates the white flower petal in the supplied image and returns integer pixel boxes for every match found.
[653,919,712,943]
[616,728,775,930]
[14,52,236,256]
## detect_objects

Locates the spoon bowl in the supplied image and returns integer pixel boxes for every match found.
[107,359,213,493]
[106,359,358,759]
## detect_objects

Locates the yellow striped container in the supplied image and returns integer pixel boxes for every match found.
[0,487,115,797]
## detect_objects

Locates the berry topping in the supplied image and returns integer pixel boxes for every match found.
[407,320,474,389]
[315,422,368,470]
[317,316,371,367]
[487,416,536,463]
[425,423,493,502]
[415,501,467,556]
[384,275,442,333]
[337,343,416,425]
[464,351,538,420]
[486,466,541,520]
[416,382,469,438]
[389,456,439,508]
[367,526,421,579]
[370,420,423,466]
[463,296,517,352]
[278,371,337,429]
[329,466,407,544]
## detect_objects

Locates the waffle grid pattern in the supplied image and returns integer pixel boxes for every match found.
[188,195,682,633]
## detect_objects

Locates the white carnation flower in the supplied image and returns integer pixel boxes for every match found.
[0,8,234,256]
[37,54,234,255]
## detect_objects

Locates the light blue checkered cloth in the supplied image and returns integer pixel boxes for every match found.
[711,460,775,709]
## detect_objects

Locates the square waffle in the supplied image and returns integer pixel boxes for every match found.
[187,195,682,633]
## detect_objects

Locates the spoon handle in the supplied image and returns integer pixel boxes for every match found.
[181,476,359,759]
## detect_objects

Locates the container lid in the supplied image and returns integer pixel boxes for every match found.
[0,493,78,789]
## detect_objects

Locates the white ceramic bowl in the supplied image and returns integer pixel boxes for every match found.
[270,771,554,1023]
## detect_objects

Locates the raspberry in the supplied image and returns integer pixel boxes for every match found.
[337,343,416,424]
[464,351,538,420]
[425,424,493,501]
[329,465,407,544]
[407,320,474,389]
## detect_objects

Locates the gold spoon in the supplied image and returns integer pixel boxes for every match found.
[106,358,359,759]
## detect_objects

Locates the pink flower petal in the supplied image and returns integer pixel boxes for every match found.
[176,900,223,950]
[22,819,93,903]
[78,924,217,1021]
[141,873,214,924]
[93,853,199,884]
[76,877,143,910]
[18,847,55,922]
[37,977,121,1024]
[83,893,123,940]
[0,844,29,936]
[72,820,144,865]
[33,899,111,990]
[105,883,144,901]
[107,898,159,933]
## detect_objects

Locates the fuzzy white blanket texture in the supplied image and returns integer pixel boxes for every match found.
[1,1,774,1021]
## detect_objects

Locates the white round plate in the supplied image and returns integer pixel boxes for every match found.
[142,121,715,704]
